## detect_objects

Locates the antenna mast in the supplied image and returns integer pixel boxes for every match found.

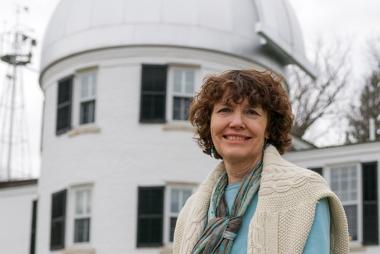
[0,4,36,180]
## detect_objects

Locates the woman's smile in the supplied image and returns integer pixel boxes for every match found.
[223,134,251,142]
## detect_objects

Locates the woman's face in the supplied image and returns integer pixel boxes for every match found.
[210,98,268,164]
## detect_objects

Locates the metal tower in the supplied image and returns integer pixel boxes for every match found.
[0,5,36,180]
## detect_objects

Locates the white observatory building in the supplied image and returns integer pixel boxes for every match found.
[1,0,324,254]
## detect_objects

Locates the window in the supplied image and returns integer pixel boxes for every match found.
[73,187,92,243]
[137,186,164,247]
[328,161,380,245]
[136,185,195,247]
[170,67,195,121]
[50,189,67,250]
[140,64,198,123]
[329,164,361,241]
[56,76,73,134]
[78,71,97,125]
[168,187,193,242]
[140,65,167,123]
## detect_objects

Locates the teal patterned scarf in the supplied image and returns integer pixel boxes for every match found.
[192,160,263,254]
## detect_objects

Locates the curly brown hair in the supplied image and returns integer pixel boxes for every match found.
[189,69,293,158]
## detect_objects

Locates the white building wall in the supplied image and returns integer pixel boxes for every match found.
[0,184,37,254]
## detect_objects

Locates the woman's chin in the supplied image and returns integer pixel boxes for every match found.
[222,153,252,163]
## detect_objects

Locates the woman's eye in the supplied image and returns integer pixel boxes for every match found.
[218,107,231,113]
[246,109,259,115]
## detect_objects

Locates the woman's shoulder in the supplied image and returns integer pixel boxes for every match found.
[260,152,330,197]
[262,145,327,187]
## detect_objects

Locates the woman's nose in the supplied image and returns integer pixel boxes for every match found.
[229,111,245,129]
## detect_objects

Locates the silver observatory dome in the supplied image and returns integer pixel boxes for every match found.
[41,0,314,77]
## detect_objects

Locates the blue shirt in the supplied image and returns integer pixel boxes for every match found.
[223,182,330,254]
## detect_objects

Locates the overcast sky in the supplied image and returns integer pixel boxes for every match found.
[1,0,380,177]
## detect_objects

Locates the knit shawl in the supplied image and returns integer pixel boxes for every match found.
[173,145,349,254]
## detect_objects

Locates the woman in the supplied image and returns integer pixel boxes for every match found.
[173,70,349,254]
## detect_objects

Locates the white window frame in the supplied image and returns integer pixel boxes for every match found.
[75,68,97,126]
[67,184,93,247]
[166,66,199,122]
[163,184,196,245]
[325,162,362,244]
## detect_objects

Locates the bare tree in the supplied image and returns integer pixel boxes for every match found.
[287,40,351,138]
[346,45,380,143]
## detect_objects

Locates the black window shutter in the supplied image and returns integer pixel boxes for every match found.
[50,189,67,250]
[362,161,379,245]
[56,76,73,135]
[140,65,167,123]
[309,167,323,176]
[136,186,164,247]
[30,200,38,254]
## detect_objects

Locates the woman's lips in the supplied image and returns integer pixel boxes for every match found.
[222,135,251,141]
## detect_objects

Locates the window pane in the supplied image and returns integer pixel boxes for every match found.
[75,189,91,215]
[74,218,90,243]
[341,170,348,179]
[331,180,339,192]
[350,191,357,200]
[173,70,182,93]
[75,191,84,215]
[344,205,358,241]
[341,192,348,202]
[173,97,191,120]
[341,179,348,191]
[85,190,91,214]
[351,179,356,189]
[330,165,358,203]
[90,74,96,97]
[173,97,181,120]
[331,170,339,179]
[171,189,179,213]
[80,100,96,124]
[184,70,194,94]
[80,77,89,98]
[183,98,191,120]
[350,167,357,177]
[80,73,96,99]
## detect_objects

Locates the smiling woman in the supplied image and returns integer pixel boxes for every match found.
[173,69,349,254]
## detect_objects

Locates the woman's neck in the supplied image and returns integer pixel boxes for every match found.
[224,155,262,184]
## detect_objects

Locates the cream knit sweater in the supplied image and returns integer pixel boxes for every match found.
[173,145,349,254]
